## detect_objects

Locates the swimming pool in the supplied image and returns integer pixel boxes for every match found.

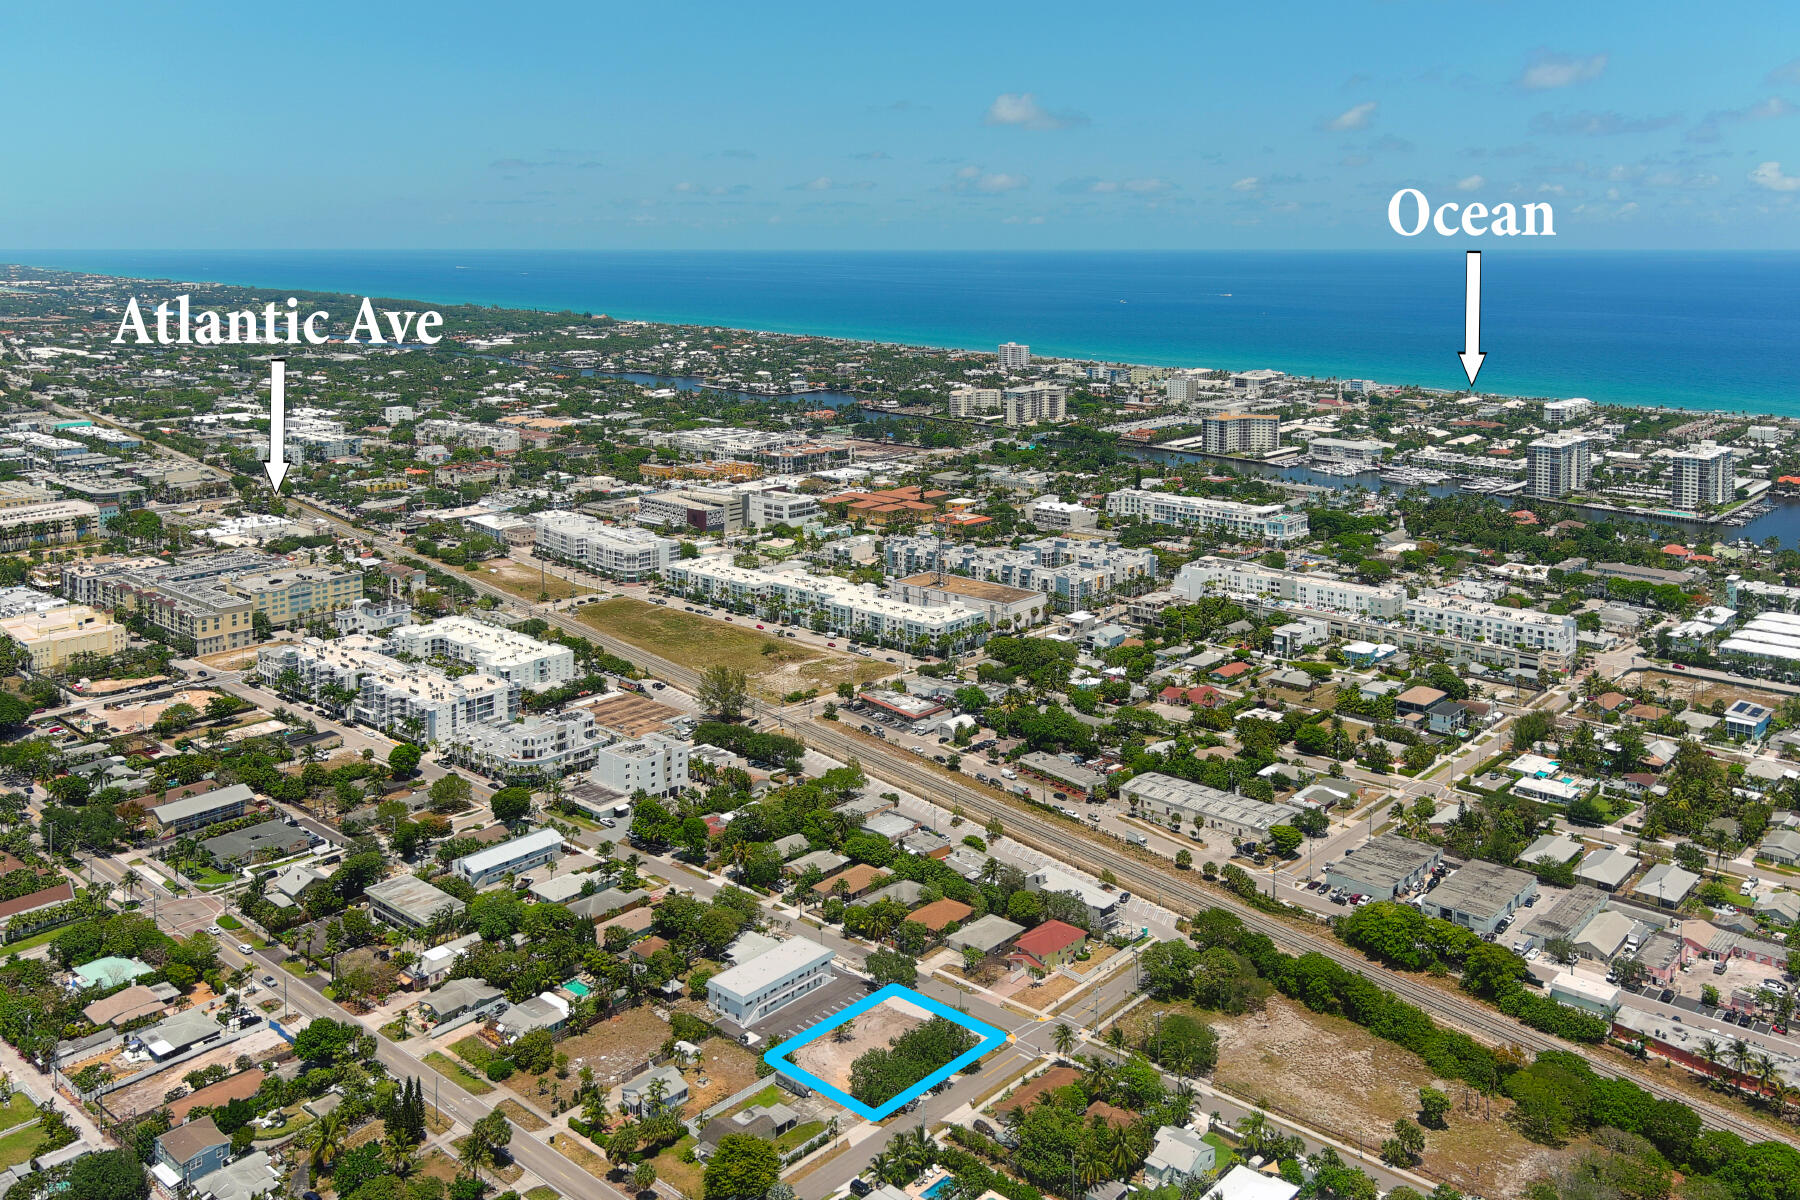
[922,1178,955,1200]
[563,979,591,997]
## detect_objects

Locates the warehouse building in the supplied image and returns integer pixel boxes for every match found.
[1120,772,1303,845]
[1423,861,1539,934]
[1323,834,1442,901]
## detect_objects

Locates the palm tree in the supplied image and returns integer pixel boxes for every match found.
[1729,1038,1753,1094]
[1697,1037,1723,1085]
[1053,1023,1076,1060]
[306,1108,346,1173]
[385,1133,419,1180]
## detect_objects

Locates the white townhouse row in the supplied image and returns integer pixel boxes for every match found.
[533,512,676,581]
[387,615,577,691]
[1104,489,1310,545]
[257,636,518,742]
[1171,556,1406,618]
[663,559,987,645]
[883,535,1158,606]
[1402,592,1577,657]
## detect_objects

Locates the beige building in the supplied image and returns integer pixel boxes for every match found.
[0,604,126,671]
[0,500,100,551]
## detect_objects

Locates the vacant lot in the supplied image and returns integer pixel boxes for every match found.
[790,994,929,1092]
[578,597,891,693]
[1129,997,1578,1198]
[682,1038,764,1116]
[91,689,227,734]
[106,1027,286,1119]
[484,557,581,601]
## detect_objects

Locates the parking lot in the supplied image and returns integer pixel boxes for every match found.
[748,971,870,1046]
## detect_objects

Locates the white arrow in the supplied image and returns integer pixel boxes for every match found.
[1458,249,1485,388]
[264,357,289,492]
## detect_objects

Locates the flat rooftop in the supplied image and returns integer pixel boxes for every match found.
[896,572,1039,603]
[1328,834,1440,890]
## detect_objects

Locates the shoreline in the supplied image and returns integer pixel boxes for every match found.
[4,251,1796,419]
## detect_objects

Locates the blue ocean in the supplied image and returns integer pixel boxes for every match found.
[8,249,1798,416]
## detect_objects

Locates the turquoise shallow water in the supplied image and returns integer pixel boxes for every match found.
[7,249,1798,415]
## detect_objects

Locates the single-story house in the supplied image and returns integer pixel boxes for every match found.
[621,1064,689,1116]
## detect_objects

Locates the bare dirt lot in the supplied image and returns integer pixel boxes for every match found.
[1131,997,1580,1198]
[90,689,227,734]
[790,995,929,1093]
[105,1027,287,1120]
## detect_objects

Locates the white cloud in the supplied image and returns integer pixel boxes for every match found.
[1517,51,1608,90]
[1083,177,1172,194]
[1750,161,1800,192]
[805,176,833,191]
[976,172,1028,192]
[985,93,1086,131]
[1456,174,1485,192]
[1231,176,1261,192]
[1001,215,1047,225]
[1324,102,1377,131]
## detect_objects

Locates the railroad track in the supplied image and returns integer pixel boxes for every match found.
[797,718,1780,1143]
[271,496,1779,1141]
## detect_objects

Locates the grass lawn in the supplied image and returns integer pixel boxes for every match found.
[496,1098,548,1132]
[216,914,243,929]
[579,597,897,695]
[651,1135,704,1196]
[527,1189,560,1200]
[0,925,68,954]
[1203,1132,1237,1168]
[452,1036,498,1070]
[424,1051,494,1095]
[484,558,582,601]
[0,1095,38,1133]
[549,1132,612,1181]
[0,1122,49,1171]
[579,597,820,675]
[773,1120,827,1154]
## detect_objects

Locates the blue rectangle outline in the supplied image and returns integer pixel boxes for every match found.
[762,983,1009,1121]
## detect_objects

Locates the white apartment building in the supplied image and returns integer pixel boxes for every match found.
[452,828,564,888]
[748,490,821,528]
[1671,442,1736,510]
[664,560,986,646]
[591,732,690,797]
[1201,413,1280,456]
[1171,556,1405,618]
[1527,433,1592,499]
[258,636,519,742]
[415,419,521,453]
[387,616,576,691]
[1121,773,1304,844]
[1022,497,1098,531]
[1310,438,1391,468]
[948,387,1002,418]
[453,709,605,778]
[382,405,416,425]
[997,342,1031,370]
[1403,593,1577,657]
[1542,398,1593,425]
[707,936,836,1025]
[1105,489,1309,545]
[533,512,675,581]
[1003,382,1068,427]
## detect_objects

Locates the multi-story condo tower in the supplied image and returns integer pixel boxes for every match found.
[1670,442,1735,510]
[1526,433,1591,499]
[997,342,1030,370]
[1201,413,1280,456]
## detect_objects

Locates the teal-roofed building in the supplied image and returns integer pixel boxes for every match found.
[73,956,154,989]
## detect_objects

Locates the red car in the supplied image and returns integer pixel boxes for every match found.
[756,624,765,629]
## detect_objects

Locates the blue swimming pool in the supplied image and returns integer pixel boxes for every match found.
[922,1178,955,1200]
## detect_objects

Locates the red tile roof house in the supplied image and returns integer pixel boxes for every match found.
[1158,686,1188,704]
[1211,661,1252,682]
[1187,686,1222,708]
[1008,920,1088,973]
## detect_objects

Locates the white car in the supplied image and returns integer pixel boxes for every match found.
[238,943,254,955]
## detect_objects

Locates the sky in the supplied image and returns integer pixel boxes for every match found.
[6,1,1800,251]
